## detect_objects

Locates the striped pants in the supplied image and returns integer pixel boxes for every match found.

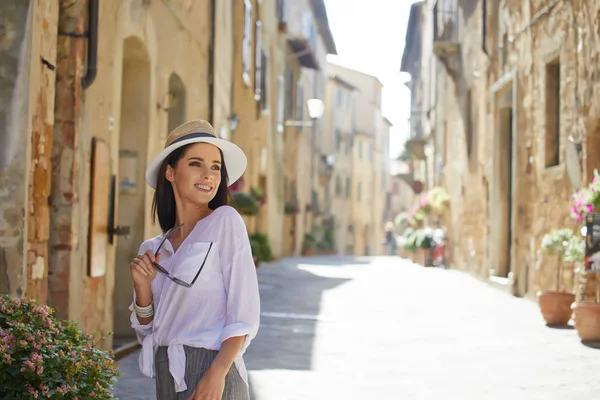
[155,346,249,400]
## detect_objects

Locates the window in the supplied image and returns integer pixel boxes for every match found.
[337,88,343,107]
[254,20,262,102]
[357,181,362,202]
[345,177,351,198]
[242,0,252,85]
[368,143,373,163]
[284,68,294,119]
[335,176,342,196]
[466,90,474,158]
[276,75,284,133]
[296,81,304,129]
[335,129,342,152]
[259,50,270,113]
[545,59,560,167]
[358,141,363,159]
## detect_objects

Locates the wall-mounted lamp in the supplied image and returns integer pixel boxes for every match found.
[227,114,240,132]
[566,135,583,190]
[284,98,325,127]
[157,92,175,111]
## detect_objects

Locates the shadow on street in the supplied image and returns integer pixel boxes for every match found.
[246,257,356,399]
[246,257,353,371]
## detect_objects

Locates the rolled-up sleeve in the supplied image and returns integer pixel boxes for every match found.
[129,241,154,345]
[219,209,261,354]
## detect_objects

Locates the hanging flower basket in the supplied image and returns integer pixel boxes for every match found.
[284,201,300,215]
[250,186,265,203]
[231,192,260,216]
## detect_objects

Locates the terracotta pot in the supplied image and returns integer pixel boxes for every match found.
[537,291,575,326]
[572,301,600,342]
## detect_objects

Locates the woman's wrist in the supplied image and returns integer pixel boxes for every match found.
[207,359,230,379]
[134,284,152,306]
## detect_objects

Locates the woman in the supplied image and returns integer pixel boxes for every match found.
[129,120,260,400]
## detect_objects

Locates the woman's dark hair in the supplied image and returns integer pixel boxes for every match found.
[151,144,230,232]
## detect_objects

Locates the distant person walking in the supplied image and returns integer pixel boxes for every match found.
[129,120,260,400]
[384,221,397,256]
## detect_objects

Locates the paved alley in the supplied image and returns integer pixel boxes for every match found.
[114,256,600,400]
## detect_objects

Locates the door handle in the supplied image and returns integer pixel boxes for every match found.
[107,174,131,243]
[110,225,131,239]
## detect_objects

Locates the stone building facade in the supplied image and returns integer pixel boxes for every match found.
[326,63,390,256]
[402,0,600,298]
[0,0,337,347]
[324,75,357,254]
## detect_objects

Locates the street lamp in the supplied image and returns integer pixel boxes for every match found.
[284,98,325,127]
[227,114,240,132]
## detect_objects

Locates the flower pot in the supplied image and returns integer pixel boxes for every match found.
[537,291,575,326]
[417,248,427,266]
[572,301,600,342]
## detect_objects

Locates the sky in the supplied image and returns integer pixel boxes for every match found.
[323,0,420,158]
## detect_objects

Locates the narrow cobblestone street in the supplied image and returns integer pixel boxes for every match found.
[114,256,600,399]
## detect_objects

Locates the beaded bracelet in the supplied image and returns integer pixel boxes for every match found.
[134,301,154,318]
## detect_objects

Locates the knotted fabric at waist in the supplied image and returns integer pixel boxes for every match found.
[139,334,189,392]
[138,334,249,393]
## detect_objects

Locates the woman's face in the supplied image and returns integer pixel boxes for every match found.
[166,142,222,206]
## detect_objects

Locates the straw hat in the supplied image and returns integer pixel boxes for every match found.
[145,120,247,189]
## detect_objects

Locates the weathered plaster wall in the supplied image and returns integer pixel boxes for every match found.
[0,1,58,301]
[0,0,32,297]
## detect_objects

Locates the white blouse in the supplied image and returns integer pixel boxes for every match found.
[129,206,261,393]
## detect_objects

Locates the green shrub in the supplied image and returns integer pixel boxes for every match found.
[249,232,273,262]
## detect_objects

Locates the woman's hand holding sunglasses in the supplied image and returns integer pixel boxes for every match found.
[130,250,160,289]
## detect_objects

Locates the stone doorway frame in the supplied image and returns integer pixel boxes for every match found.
[112,36,152,341]
[488,70,519,292]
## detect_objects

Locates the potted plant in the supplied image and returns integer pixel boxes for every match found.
[415,228,434,266]
[569,230,600,342]
[537,228,576,326]
[302,233,317,256]
[569,170,600,341]
[249,232,273,268]
[403,228,419,262]
[0,295,120,399]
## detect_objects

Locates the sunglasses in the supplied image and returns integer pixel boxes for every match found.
[153,224,213,288]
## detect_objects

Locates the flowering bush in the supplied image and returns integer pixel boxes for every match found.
[571,169,600,222]
[541,228,574,255]
[0,295,119,399]
[563,235,586,265]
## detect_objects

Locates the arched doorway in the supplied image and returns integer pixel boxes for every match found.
[113,36,151,341]
[167,73,186,134]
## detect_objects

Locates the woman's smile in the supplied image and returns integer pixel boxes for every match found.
[194,183,214,193]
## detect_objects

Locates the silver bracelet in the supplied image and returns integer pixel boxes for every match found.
[135,301,154,318]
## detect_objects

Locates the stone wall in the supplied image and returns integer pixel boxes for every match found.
[433,0,600,298]
[0,0,33,297]
[0,1,59,302]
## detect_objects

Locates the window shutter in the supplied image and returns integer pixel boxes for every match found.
[254,20,262,101]
[260,51,269,112]
[242,0,252,80]
[276,75,284,132]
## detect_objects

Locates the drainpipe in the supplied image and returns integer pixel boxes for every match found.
[482,0,489,56]
[208,0,216,124]
[82,0,98,90]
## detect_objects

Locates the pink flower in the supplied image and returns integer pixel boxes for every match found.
[587,203,594,213]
